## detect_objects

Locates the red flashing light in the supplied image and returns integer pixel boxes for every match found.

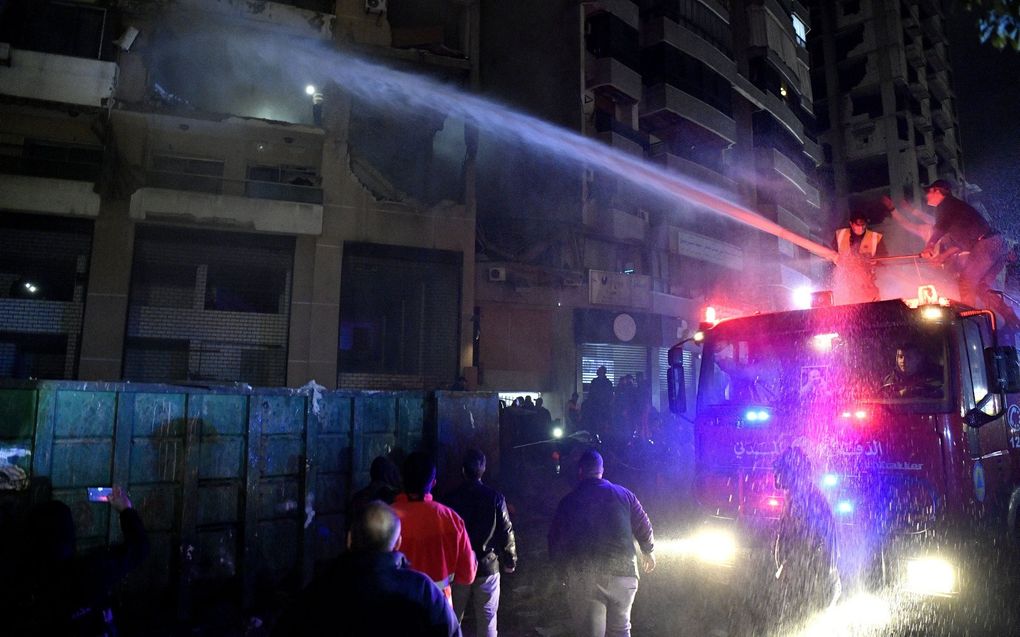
[705,306,717,323]
[767,497,781,508]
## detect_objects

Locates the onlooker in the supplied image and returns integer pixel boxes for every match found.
[548,450,655,637]
[566,392,582,431]
[915,180,1019,327]
[584,366,614,438]
[392,452,477,600]
[12,485,149,635]
[351,455,402,514]
[534,397,552,433]
[273,501,461,636]
[772,447,840,626]
[831,213,885,304]
[442,450,517,637]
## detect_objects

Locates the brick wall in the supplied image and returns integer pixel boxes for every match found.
[0,212,92,379]
[125,226,294,386]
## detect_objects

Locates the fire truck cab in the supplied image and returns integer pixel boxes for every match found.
[667,290,1020,597]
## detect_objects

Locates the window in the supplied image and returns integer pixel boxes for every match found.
[962,319,999,417]
[245,165,322,204]
[791,14,808,48]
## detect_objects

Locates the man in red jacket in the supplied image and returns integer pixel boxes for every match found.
[393,451,477,601]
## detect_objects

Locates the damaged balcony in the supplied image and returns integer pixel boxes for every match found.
[0,138,103,218]
[0,45,117,108]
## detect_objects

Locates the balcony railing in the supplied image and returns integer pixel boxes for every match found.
[146,170,323,204]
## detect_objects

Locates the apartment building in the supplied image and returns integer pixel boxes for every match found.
[0,0,479,390]
[475,0,825,415]
[808,0,964,256]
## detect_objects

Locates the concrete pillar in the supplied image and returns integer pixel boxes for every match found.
[78,202,134,380]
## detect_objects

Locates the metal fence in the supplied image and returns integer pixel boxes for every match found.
[0,380,498,620]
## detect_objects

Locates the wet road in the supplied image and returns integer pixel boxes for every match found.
[487,454,1020,637]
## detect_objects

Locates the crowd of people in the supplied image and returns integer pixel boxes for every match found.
[0,439,851,637]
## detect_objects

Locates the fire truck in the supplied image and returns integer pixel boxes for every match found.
[666,286,1020,598]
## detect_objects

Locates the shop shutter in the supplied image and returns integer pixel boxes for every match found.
[579,343,648,388]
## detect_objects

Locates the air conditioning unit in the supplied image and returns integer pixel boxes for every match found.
[365,0,386,14]
[488,267,507,282]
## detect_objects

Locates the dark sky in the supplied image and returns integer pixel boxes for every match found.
[946,7,1020,237]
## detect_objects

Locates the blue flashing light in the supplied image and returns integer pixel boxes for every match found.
[836,500,854,514]
[822,473,839,488]
[744,409,770,422]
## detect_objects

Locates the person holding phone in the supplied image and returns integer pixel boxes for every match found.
[7,485,150,635]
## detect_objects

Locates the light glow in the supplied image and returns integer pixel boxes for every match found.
[551,427,564,439]
[903,557,957,596]
[692,330,705,343]
[744,409,770,422]
[792,286,813,309]
[921,306,944,321]
[704,306,717,323]
[821,473,839,487]
[811,332,839,352]
[305,84,316,95]
[688,528,738,565]
[836,500,854,514]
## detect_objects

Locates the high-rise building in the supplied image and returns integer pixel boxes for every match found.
[0,0,480,389]
[475,0,823,416]
[808,0,964,255]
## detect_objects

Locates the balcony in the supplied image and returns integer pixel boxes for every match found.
[650,150,737,196]
[905,42,925,68]
[935,131,957,160]
[916,146,937,166]
[586,56,643,103]
[913,113,932,133]
[927,73,950,102]
[0,175,100,218]
[931,108,952,131]
[130,178,323,235]
[0,47,116,107]
[902,14,921,38]
[583,206,648,243]
[761,147,819,205]
[640,83,736,143]
[908,79,928,101]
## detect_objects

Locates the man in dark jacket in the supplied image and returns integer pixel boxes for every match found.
[918,179,1020,327]
[548,450,655,637]
[273,500,461,636]
[442,449,517,637]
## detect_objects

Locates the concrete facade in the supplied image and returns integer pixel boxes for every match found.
[1,0,479,390]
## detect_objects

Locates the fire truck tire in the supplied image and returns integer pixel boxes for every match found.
[1008,488,1020,546]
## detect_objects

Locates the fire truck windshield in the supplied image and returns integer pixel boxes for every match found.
[698,323,947,411]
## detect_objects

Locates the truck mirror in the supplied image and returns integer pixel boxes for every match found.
[667,365,686,415]
[985,346,1020,393]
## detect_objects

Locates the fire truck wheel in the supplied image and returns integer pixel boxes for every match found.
[1008,488,1020,547]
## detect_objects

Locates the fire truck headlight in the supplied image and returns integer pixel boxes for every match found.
[903,557,958,596]
[690,528,738,566]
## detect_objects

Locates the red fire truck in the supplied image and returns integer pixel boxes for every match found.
[666,287,1020,598]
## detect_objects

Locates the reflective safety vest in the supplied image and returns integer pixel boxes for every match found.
[835,228,882,257]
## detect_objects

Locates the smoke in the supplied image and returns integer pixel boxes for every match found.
[143,20,837,264]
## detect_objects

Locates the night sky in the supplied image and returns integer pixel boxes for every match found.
[947,8,1020,237]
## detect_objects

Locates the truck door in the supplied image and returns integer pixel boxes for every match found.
[960,317,1011,511]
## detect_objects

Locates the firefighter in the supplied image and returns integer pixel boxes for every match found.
[832,213,886,305]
